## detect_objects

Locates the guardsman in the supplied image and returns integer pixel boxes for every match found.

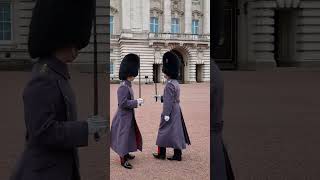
[110,54,144,169]
[153,51,191,161]
[211,61,235,180]
[10,0,107,180]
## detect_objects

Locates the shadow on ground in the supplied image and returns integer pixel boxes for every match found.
[223,71,320,180]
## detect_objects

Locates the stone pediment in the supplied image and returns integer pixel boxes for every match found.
[150,7,164,15]
[110,6,118,14]
[192,10,203,19]
[171,0,184,17]
[276,0,301,8]
[172,8,184,17]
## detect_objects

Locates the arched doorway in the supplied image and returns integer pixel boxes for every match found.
[171,49,185,84]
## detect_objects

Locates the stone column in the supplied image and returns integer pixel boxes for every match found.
[203,0,210,34]
[184,0,192,34]
[163,0,172,33]
[121,0,131,31]
[131,0,143,32]
[142,0,150,32]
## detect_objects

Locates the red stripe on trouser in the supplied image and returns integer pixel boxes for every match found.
[120,156,125,164]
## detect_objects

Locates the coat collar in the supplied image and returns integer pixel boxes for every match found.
[41,56,70,79]
[121,80,132,87]
[167,79,176,83]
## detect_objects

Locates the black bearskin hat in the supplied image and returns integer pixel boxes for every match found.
[28,0,94,59]
[162,51,180,79]
[119,53,140,80]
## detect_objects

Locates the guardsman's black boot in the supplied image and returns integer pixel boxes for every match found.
[120,156,132,169]
[125,153,135,160]
[153,147,166,160]
[167,149,182,161]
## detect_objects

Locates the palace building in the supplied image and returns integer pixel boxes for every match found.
[215,0,320,69]
[2,0,318,78]
[0,0,108,71]
[110,0,211,83]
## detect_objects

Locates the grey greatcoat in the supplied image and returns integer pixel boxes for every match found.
[211,62,234,180]
[10,57,88,180]
[110,80,143,157]
[156,79,191,149]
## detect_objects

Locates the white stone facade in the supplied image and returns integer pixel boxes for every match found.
[237,0,320,68]
[110,0,210,83]
[0,0,108,72]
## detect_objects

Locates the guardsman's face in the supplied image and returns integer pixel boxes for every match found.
[71,48,79,61]
[127,76,135,81]
[54,47,79,63]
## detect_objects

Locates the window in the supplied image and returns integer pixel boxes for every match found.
[171,18,180,34]
[150,17,159,33]
[0,3,11,40]
[192,19,199,34]
[110,61,114,75]
[109,16,114,34]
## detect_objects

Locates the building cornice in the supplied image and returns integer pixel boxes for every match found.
[276,0,301,8]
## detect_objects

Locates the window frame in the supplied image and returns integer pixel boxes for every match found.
[110,61,114,75]
[0,1,13,43]
[171,18,180,34]
[150,17,159,33]
[192,19,199,34]
[109,15,114,34]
